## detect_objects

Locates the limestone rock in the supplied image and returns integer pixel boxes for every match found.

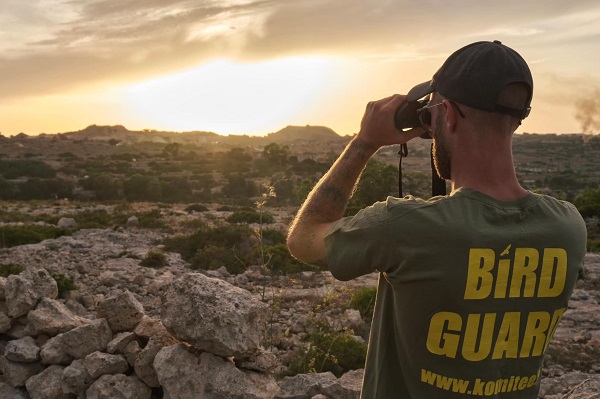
[154,344,203,399]
[134,331,177,388]
[126,216,139,228]
[0,276,6,300]
[57,217,78,230]
[161,273,268,358]
[40,335,73,365]
[134,316,166,338]
[107,331,137,354]
[84,351,129,379]
[4,336,40,363]
[200,351,279,399]
[236,348,280,373]
[0,381,29,399]
[86,374,151,399]
[0,356,43,387]
[322,369,363,399]
[25,364,70,399]
[96,290,145,332]
[5,268,58,318]
[0,311,11,333]
[61,318,113,359]
[275,372,338,399]
[123,340,142,367]
[27,297,85,335]
[61,359,93,396]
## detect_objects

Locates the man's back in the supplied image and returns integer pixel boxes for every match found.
[325,188,587,398]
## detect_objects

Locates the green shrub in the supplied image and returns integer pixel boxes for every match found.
[226,209,274,224]
[140,250,167,268]
[190,245,244,274]
[0,225,70,248]
[0,263,24,277]
[136,209,166,229]
[588,239,600,252]
[262,244,316,275]
[52,273,77,298]
[185,203,209,213]
[349,287,377,324]
[74,209,125,229]
[286,323,367,378]
[163,222,254,261]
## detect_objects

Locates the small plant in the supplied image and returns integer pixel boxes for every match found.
[349,287,377,324]
[0,263,24,277]
[52,273,77,298]
[226,209,275,224]
[0,225,70,248]
[140,250,167,268]
[185,203,209,213]
[285,322,367,378]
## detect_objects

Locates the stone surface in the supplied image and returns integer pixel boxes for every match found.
[40,335,73,365]
[84,351,129,379]
[86,374,151,399]
[198,352,279,399]
[25,364,70,399]
[0,381,29,399]
[107,331,137,354]
[4,336,40,363]
[96,290,145,332]
[0,356,43,387]
[61,359,93,396]
[133,316,166,338]
[275,372,338,399]
[57,217,78,230]
[60,318,113,359]
[5,268,58,318]
[134,331,177,388]
[161,273,269,358]
[154,344,204,399]
[27,297,85,335]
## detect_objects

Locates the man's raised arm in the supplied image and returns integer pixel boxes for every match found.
[286,94,423,266]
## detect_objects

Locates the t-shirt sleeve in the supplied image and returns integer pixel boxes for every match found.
[324,201,399,281]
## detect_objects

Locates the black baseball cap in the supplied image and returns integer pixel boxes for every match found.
[407,40,533,119]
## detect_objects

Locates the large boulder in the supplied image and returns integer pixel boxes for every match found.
[4,336,40,363]
[275,372,338,399]
[5,268,58,318]
[25,365,70,399]
[84,351,129,379]
[155,347,279,399]
[161,273,268,357]
[96,290,145,332]
[61,359,93,396]
[0,356,43,387]
[85,374,151,399]
[41,319,113,364]
[27,297,85,335]
[134,331,177,388]
[0,381,29,399]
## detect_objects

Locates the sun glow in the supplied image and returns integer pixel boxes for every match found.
[124,57,342,135]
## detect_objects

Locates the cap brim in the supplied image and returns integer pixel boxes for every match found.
[406,80,435,102]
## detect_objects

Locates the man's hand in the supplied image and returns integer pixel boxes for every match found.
[287,94,422,266]
[357,94,424,149]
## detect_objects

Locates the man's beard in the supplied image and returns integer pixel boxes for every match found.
[432,113,452,180]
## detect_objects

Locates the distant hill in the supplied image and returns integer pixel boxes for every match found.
[265,125,342,143]
[54,124,344,146]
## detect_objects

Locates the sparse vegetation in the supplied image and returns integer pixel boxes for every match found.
[0,225,70,248]
[140,249,168,268]
[52,273,77,297]
[349,287,377,324]
[0,263,24,277]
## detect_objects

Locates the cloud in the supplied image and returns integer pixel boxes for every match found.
[1,0,600,105]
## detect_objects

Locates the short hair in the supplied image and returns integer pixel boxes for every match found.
[460,83,530,134]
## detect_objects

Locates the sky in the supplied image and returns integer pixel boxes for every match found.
[1,0,600,137]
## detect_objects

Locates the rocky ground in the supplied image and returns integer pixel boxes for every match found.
[0,202,599,398]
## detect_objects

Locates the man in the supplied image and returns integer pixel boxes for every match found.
[287,41,587,398]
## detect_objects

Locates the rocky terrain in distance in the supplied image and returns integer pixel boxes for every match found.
[0,201,599,398]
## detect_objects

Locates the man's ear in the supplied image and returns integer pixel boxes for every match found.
[442,99,458,132]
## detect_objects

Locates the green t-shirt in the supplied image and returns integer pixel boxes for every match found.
[325,188,587,399]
